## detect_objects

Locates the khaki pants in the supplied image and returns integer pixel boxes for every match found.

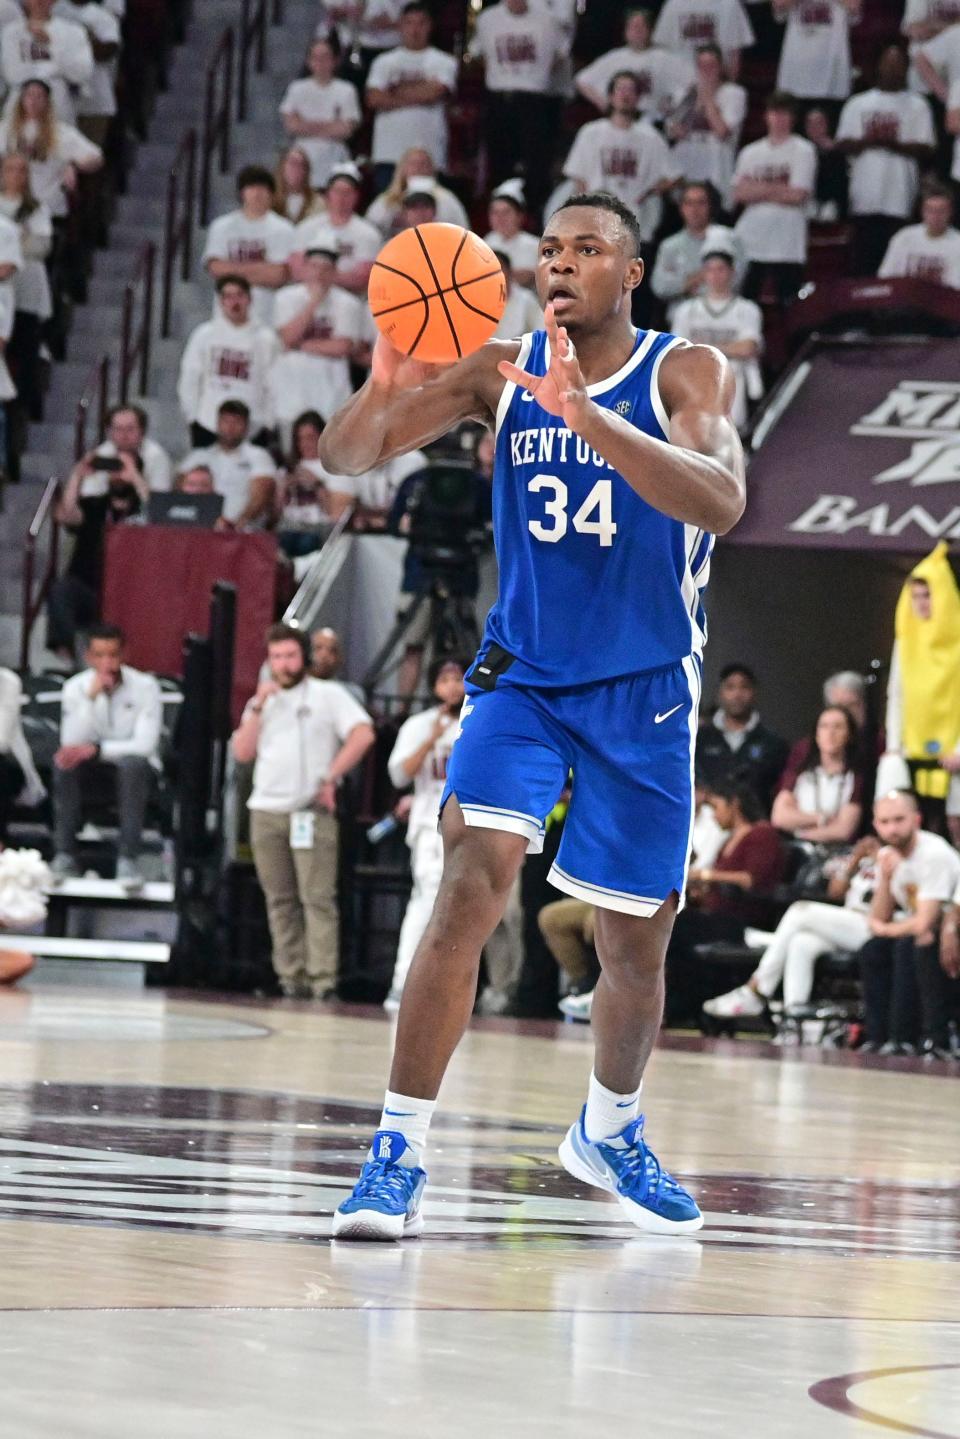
[250,808,339,994]
[537,898,595,985]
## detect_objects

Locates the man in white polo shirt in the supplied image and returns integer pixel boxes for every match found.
[365,3,458,191]
[468,0,564,212]
[879,183,960,287]
[51,623,162,889]
[232,623,375,999]
[733,89,816,303]
[836,45,936,275]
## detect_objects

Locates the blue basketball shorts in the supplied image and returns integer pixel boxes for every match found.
[440,656,702,918]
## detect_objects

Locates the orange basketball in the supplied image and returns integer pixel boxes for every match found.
[368,223,507,363]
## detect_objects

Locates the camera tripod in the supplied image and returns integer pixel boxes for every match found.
[363,573,480,697]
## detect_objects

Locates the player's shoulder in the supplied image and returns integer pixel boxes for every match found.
[658,337,735,402]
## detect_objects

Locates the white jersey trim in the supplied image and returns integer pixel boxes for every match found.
[548,862,665,918]
[677,653,703,911]
[543,326,661,399]
[495,331,535,438]
[649,334,684,438]
[459,800,546,855]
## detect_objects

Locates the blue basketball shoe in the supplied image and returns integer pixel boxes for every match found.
[558,1108,703,1234]
[332,1131,427,1241]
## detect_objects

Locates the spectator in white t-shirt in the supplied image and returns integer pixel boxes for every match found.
[878,184,960,288]
[576,7,693,122]
[271,243,366,435]
[915,18,960,99]
[666,42,746,209]
[323,0,407,72]
[651,180,747,318]
[179,399,277,529]
[54,0,121,145]
[365,3,458,191]
[177,275,279,446]
[0,149,51,420]
[836,45,937,276]
[774,0,859,107]
[858,789,960,1057]
[490,248,543,340]
[903,1,960,92]
[279,37,361,188]
[733,89,817,303]
[468,0,563,214]
[203,165,295,324]
[275,410,354,558]
[672,250,762,429]
[0,77,102,219]
[1,0,93,123]
[653,0,755,81]
[77,404,172,497]
[294,162,381,295]
[384,656,466,1005]
[365,146,468,237]
[563,71,680,243]
[485,179,539,287]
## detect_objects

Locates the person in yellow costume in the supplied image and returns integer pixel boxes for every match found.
[882,541,960,841]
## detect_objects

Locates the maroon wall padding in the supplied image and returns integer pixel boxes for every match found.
[734,338,960,554]
[102,526,278,724]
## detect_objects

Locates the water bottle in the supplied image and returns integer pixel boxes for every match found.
[366,815,400,845]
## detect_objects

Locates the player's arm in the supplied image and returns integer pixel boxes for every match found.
[318,333,512,476]
[499,308,745,534]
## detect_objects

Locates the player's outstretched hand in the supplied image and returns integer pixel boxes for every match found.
[497,303,590,425]
[371,332,446,391]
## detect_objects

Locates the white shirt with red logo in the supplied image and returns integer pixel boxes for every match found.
[177,314,280,434]
[835,88,936,217]
[278,76,362,186]
[563,117,679,241]
[652,0,754,60]
[366,44,459,166]
[732,134,817,263]
[0,15,93,122]
[388,705,459,842]
[671,293,762,428]
[575,44,694,120]
[271,281,367,424]
[776,0,855,100]
[878,223,960,288]
[202,209,296,323]
[469,2,562,94]
[669,81,746,206]
[903,1,960,90]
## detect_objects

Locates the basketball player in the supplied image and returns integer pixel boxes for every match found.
[320,192,746,1240]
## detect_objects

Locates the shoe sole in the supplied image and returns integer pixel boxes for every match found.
[558,1131,704,1236]
[331,1207,424,1242]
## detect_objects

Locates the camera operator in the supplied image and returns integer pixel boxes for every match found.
[386,436,493,700]
[49,412,166,665]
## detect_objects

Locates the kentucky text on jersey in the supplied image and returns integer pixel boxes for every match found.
[483,327,715,688]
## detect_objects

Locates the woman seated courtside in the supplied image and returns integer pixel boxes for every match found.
[771,705,865,844]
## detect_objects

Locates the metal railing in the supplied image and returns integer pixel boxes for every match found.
[282,508,356,629]
[74,355,111,463]
[119,241,156,404]
[21,478,62,670]
[237,0,268,123]
[161,127,197,338]
[200,26,235,226]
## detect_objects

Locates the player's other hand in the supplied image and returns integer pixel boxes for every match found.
[497,303,590,426]
[370,333,444,391]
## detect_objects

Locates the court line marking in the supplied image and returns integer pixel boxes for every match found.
[809,1364,960,1439]
[3,1307,960,1321]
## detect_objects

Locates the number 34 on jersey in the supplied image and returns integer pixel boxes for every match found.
[528,474,618,548]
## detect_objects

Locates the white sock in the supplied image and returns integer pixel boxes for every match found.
[377,1090,436,1162]
[583,1070,642,1142]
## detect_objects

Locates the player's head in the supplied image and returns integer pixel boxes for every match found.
[921,182,953,238]
[429,656,466,708]
[873,789,920,849]
[539,192,644,332]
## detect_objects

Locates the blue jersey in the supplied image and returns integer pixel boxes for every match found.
[478,327,714,688]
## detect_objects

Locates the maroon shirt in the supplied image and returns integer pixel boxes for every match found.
[701,822,786,926]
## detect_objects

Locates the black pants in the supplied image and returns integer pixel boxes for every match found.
[53,755,154,861]
[858,934,949,1048]
[742,261,805,306]
[485,91,557,217]
[852,214,903,277]
[10,310,43,421]
[0,751,25,840]
[47,573,99,655]
[665,908,747,1026]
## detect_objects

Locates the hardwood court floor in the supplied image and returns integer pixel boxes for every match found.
[0,987,958,1438]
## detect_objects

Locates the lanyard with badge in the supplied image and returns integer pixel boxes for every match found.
[290,693,317,848]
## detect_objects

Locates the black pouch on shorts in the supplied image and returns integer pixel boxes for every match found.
[467,644,516,691]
